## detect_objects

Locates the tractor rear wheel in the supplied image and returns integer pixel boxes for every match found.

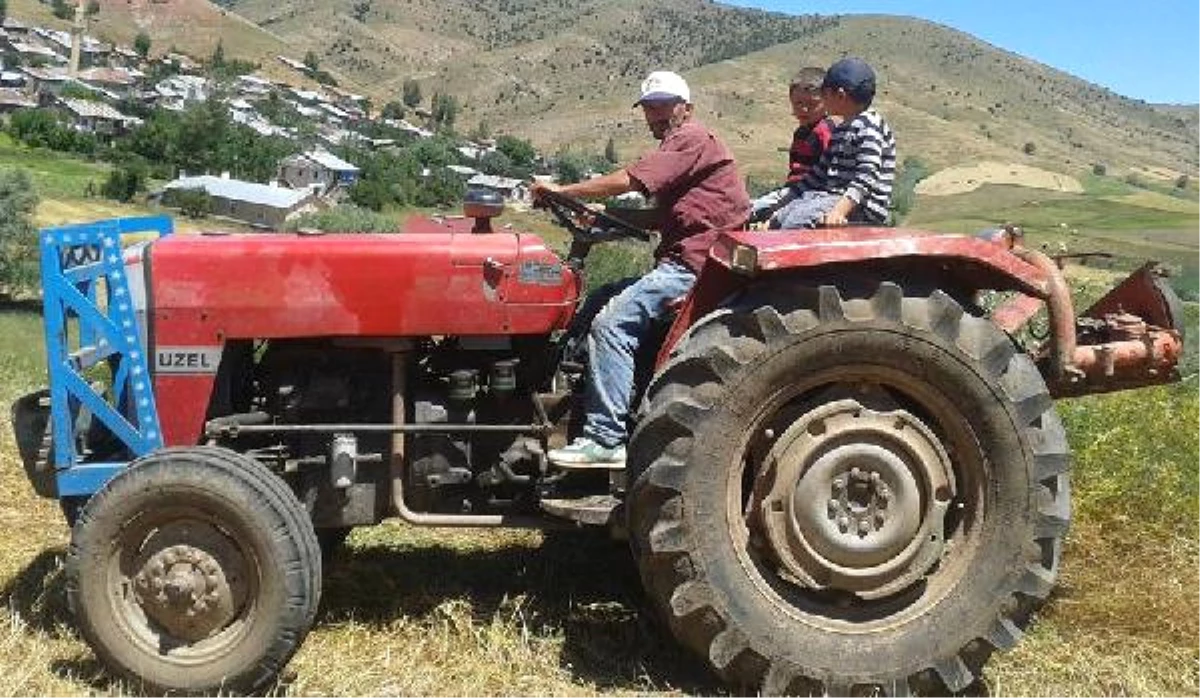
[67,446,322,694]
[627,282,1071,695]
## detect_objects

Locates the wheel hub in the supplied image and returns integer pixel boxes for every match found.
[131,525,246,643]
[753,399,955,599]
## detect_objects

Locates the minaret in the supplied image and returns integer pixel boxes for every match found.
[69,1,85,76]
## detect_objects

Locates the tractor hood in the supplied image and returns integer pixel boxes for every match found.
[146,220,577,344]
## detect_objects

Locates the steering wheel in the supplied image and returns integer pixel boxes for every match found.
[535,189,652,243]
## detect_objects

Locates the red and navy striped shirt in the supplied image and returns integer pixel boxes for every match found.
[786,118,835,184]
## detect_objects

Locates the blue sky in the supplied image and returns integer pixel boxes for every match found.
[724,1,1200,104]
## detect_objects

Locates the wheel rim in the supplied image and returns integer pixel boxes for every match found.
[753,399,954,600]
[733,365,986,627]
[111,508,259,661]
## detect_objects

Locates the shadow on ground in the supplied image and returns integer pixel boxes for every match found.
[0,532,724,696]
[319,528,724,695]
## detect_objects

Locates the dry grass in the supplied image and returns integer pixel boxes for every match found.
[0,238,1196,696]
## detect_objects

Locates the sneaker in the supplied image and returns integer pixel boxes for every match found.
[548,437,626,469]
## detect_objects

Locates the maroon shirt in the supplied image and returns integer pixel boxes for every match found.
[626,120,750,272]
[786,117,834,184]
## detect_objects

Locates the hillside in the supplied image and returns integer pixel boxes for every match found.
[215,0,1197,181]
[9,0,1198,182]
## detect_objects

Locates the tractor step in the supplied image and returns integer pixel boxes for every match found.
[539,494,621,526]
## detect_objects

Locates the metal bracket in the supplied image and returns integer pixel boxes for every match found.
[39,215,173,478]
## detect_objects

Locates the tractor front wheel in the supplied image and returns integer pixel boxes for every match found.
[627,282,1071,695]
[67,446,322,694]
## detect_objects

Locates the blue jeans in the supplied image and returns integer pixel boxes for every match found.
[770,190,843,229]
[582,259,697,447]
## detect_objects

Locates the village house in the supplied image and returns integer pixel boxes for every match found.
[76,66,143,99]
[0,87,37,115]
[109,45,141,69]
[32,28,110,68]
[0,71,26,88]
[6,38,63,66]
[21,66,70,98]
[159,52,200,73]
[235,74,275,99]
[466,174,528,204]
[277,149,360,193]
[154,74,210,110]
[1,17,32,38]
[161,174,321,229]
[55,96,142,139]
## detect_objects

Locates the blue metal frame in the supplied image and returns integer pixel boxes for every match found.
[39,215,174,495]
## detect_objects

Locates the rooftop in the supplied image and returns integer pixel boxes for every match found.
[304,149,360,172]
[165,175,312,209]
[58,97,142,124]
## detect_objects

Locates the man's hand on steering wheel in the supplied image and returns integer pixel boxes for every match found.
[532,186,651,243]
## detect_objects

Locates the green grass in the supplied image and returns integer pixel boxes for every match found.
[0,134,111,200]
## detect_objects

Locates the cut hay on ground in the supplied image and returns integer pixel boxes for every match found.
[916,162,1084,196]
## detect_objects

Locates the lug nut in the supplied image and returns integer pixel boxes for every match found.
[827,499,840,517]
[837,516,850,532]
[857,520,871,536]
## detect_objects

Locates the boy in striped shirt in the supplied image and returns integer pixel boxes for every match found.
[766,57,897,229]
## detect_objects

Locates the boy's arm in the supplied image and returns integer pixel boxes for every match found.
[822,116,889,226]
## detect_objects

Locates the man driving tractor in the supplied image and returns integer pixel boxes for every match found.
[531,70,750,468]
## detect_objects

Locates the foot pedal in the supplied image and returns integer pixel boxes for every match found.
[540,494,621,526]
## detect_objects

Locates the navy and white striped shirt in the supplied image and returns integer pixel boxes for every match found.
[793,109,896,223]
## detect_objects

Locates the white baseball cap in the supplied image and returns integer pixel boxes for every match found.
[635,70,690,106]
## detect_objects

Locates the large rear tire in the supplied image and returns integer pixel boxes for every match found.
[627,282,1071,695]
[67,446,322,694]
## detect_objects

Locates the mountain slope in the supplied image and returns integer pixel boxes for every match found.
[12,0,1197,181]
[221,0,1196,179]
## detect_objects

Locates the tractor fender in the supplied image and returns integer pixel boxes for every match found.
[657,228,1052,365]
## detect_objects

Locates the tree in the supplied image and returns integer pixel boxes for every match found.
[0,167,39,295]
[304,50,320,73]
[1022,141,1036,155]
[553,151,589,184]
[1092,162,1107,176]
[604,136,618,164]
[85,0,99,17]
[470,119,491,142]
[134,31,152,59]
[101,163,146,203]
[210,39,225,69]
[430,92,459,130]
[495,135,535,167]
[1174,174,1189,189]
[380,101,405,120]
[171,187,212,219]
[0,0,8,22]
[50,0,71,20]
[402,78,421,108]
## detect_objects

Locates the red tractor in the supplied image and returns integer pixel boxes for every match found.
[12,190,1184,694]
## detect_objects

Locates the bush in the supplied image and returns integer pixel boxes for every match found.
[169,187,212,219]
[101,164,145,203]
[0,167,39,295]
[1092,162,1107,176]
[890,156,930,221]
[286,204,398,233]
[1022,141,1036,155]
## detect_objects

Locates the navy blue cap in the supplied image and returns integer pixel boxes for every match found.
[822,57,876,104]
